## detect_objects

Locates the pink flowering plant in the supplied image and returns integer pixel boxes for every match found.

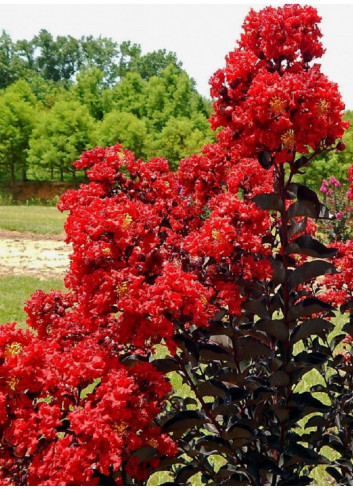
[2,4,353,486]
[318,176,353,241]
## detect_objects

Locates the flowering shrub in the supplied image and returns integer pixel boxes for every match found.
[1,4,353,486]
[318,176,353,241]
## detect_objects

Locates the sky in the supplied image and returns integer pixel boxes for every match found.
[1,2,353,108]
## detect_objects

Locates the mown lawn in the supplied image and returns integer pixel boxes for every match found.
[0,206,67,234]
[0,275,66,327]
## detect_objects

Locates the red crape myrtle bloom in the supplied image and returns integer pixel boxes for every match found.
[0,139,276,485]
[210,5,348,164]
[0,320,176,486]
[321,240,353,311]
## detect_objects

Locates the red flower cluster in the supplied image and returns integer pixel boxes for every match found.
[321,240,353,310]
[210,4,348,163]
[0,320,176,485]
[240,5,324,63]
[1,139,275,484]
[58,143,274,351]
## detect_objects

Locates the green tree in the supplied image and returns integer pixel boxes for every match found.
[143,64,210,132]
[95,110,148,158]
[0,80,37,183]
[102,64,214,168]
[129,49,182,80]
[28,98,95,181]
[72,67,105,120]
[31,30,81,83]
[298,111,353,190]
[103,72,146,117]
[149,116,214,169]
[115,41,141,79]
[80,36,120,85]
[0,31,25,88]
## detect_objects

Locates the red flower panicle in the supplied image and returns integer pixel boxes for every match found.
[210,4,348,164]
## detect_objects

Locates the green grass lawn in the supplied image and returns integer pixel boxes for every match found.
[0,276,66,327]
[0,206,67,234]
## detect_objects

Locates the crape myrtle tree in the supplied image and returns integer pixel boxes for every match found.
[0,4,352,486]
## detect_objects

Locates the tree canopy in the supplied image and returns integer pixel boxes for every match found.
[0,30,214,184]
[0,81,37,183]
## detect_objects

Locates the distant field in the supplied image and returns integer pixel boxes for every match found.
[0,206,67,234]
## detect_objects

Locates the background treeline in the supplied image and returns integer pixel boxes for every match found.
[0,30,214,183]
[0,29,352,190]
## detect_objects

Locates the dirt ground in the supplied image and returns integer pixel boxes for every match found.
[0,229,71,279]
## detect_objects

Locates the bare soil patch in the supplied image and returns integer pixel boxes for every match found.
[0,229,71,279]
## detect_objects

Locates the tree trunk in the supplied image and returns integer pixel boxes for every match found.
[10,164,15,185]
[21,167,27,182]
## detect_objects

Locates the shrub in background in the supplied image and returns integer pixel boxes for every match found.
[317,176,353,242]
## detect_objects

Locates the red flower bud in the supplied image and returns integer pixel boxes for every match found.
[224,106,233,118]
[336,141,346,151]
